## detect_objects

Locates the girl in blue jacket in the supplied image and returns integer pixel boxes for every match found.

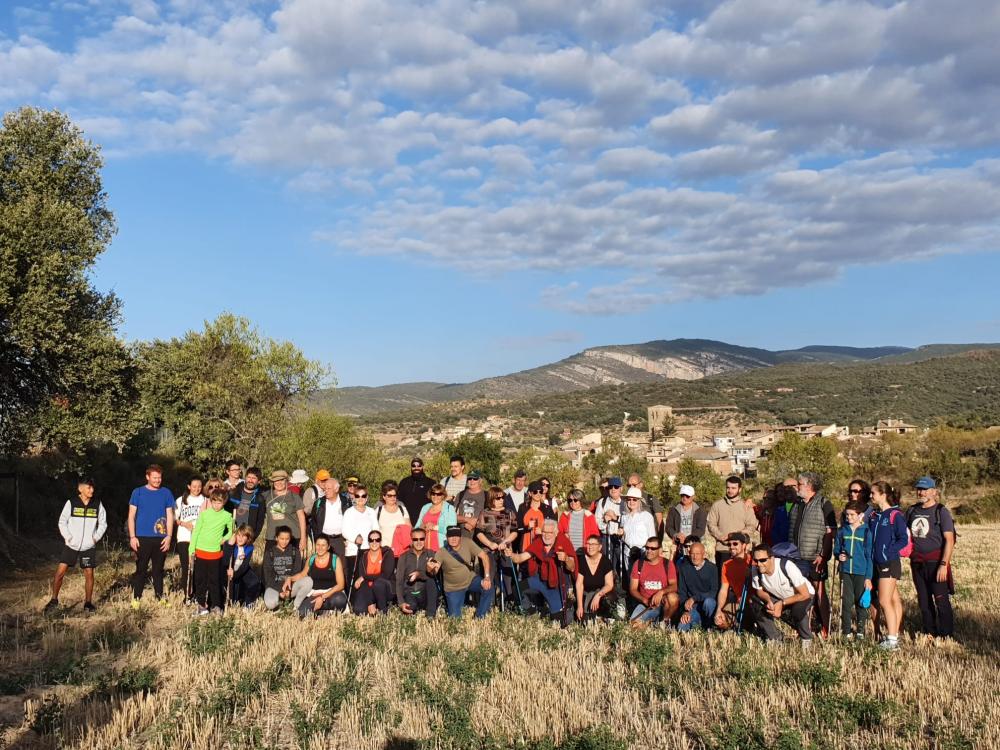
[834,501,873,639]
[869,481,908,651]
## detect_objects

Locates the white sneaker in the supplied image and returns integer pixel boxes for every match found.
[879,638,899,651]
[801,639,813,650]
[197,608,209,616]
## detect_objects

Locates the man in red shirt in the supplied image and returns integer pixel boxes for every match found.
[629,536,679,628]
[714,532,753,630]
[506,518,577,624]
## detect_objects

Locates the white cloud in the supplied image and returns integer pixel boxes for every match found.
[2,0,998,313]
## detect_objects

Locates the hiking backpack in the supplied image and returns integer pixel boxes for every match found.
[770,542,815,579]
[887,509,913,558]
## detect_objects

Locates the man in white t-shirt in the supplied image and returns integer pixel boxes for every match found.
[750,543,816,647]
[504,470,528,513]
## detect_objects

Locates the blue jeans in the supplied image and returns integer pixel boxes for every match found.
[631,603,661,623]
[444,575,495,618]
[527,574,564,613]
[678,597,717,632]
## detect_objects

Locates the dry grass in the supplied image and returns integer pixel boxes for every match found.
[1,529,998,750]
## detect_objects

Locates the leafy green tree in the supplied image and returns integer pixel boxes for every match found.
[757,433,851,497]
[497,448,580,503]
[674,458,726,505]
[263,411,405,490]
[0,106,132,455]
[440,434,504,484]
[138,313,327,471]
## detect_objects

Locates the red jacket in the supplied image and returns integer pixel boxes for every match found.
[558,511,600,547]
[525,533,578,588]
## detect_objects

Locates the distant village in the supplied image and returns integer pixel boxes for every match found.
[380,406,921,480]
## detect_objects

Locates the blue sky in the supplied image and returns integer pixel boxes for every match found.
[3,0,999,386]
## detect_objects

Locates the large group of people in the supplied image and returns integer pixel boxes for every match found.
[43,457,958,650]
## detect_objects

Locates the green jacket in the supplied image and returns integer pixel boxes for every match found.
[189,508,233,557]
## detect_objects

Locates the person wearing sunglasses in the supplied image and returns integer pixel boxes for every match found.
[351,531,396,615]
[395,529,438,617]
[627,537,679,629]
[415,483,457,552]
[341,484,378,579]
[713,532,753,630]
[749,544,816,648]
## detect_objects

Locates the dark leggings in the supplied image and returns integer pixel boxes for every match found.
[353,579,393,614]
[176,542,192,597]
[132,537,166,599]
[911,561,953,637]
[193,557,224,609]
[298,590,348,618]
[839,573,869,635]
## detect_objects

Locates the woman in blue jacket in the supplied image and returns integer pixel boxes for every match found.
[869,481,908,651]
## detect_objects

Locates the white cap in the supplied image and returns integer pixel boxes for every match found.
[679,484,695,497]
[625,487,644,499]
[289,469,310,484]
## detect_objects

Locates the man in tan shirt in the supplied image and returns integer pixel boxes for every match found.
[707,475,759,569]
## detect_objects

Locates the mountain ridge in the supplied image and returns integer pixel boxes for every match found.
[321,338,950,415]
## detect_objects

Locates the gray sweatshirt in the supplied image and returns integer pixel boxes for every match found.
[58,497,107,552]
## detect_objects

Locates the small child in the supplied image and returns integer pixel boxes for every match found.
[45,477,107,613]
[223,524,260,607]
[189,487,233,615]
[834,499,874,639]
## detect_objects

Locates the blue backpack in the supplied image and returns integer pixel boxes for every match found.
[770,542,815,580]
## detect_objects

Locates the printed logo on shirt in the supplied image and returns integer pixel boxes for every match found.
[154,517,168,535]
[910,515,930,539]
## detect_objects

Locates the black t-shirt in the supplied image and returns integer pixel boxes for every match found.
[308,554,337,590]
[908,504,955,556]
[579,555,613,592]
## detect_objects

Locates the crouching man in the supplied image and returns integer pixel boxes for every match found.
[749,544,816,648]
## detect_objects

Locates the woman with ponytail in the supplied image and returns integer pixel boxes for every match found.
[869,481,908,651]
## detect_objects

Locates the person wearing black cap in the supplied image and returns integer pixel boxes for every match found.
[426,526,494,618]
[45,478,107,613]
[398,458,436,525]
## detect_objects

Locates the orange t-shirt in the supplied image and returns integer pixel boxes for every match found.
[721,554,751,596]
[522,507,545,549]
[366,549,383,578]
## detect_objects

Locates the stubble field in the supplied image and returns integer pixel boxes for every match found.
[1,527,997,750]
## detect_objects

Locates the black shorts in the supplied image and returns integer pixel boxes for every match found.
[874,559,901,580]
[60,545,98,569]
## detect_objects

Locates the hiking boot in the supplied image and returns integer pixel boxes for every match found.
[83,602,96,613]
[43,599,59,614]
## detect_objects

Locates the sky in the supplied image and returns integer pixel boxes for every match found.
[2,0,999,387]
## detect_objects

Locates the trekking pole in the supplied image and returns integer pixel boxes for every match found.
[344,553,361,614]
[508,556,524,611]
[735,580,749,634]
[496,553,506,612]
